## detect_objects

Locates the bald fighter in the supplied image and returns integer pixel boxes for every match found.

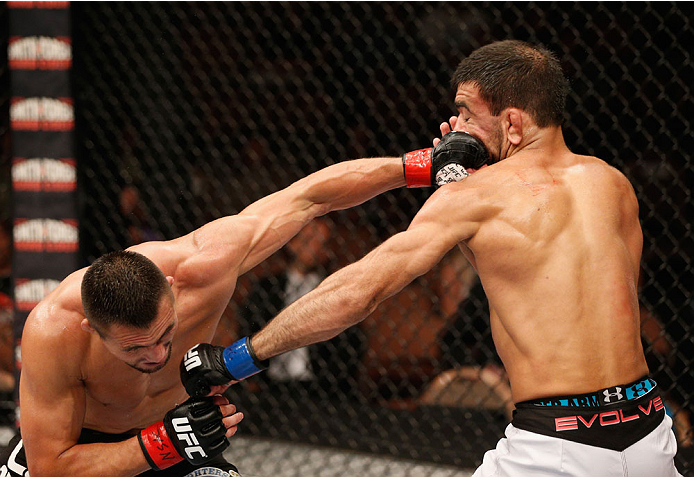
[0,136,489,477]
[182,41,682,476]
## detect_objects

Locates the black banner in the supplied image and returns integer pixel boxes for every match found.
[8,1,77,408]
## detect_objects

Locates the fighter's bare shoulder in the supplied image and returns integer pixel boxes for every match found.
[128,239,192,279]
[413,164,508,241]
[429,162,513,209]
[575,154,638,199]
[124,231,229,290]
[22,268,90,372]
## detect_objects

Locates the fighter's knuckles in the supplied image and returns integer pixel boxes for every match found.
[218,403,237,416]
[211,394,230,406]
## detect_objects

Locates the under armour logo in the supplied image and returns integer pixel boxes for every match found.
[628,383,646,397]
[603,387,623,403]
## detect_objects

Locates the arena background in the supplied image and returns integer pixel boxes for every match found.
[0,2,692,476]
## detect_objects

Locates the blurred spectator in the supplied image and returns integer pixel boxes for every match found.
[119,185,163,246]
[357,247,513,418]
[239,218,362,395]
[640,293,692,448]
[266,218,331,383]
[0,222,15,395]
[355,253,448,404]
[418,253,513,420]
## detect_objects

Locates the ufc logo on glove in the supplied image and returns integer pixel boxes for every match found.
[172,417,208,460]
[184,346,203,371]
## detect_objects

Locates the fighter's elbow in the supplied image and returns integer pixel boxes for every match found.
[364,289,386,316]
[27,446,85,477]
[27,461,59,477]
[340,281,383,323]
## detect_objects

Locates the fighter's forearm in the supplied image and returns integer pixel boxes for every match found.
[28,438,150,477]
[180,259,388,396]
[251,261,379,361]
[292,157,404,214]
[250,226,443,360]
[180,220,454,397]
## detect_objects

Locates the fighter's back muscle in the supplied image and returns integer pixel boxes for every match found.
[461,154,646,400]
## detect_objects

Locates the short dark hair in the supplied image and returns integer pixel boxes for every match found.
[451,40,569,127]
[81,250,171,333]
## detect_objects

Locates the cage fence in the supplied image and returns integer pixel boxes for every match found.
[1,1,692,475]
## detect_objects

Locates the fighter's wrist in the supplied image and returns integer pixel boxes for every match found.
[138,421,183,470]
[222,336,269,381]
[402,148,433,188]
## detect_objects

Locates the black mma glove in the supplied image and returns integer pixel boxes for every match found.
[403,131,489,187]
[138,397,229,470]
[181,339,268,399]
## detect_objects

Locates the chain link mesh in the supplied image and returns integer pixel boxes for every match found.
[1,1,691,474]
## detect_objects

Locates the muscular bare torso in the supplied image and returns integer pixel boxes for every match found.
[458,150,648,402]
[79,318,205,434]
[22,247,236,435]
[81,340,188,433]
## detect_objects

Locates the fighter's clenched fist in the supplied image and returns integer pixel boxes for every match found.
[181,339,267,398]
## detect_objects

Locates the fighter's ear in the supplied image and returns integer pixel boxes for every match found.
[504,108,523,146]
[81,318,97,334]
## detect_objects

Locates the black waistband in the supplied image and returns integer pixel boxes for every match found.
[513,384,665,451]
[517,376,657,408]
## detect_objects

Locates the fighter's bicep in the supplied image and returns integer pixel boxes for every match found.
[408,184,484,243]
[20,352,86,467]
[364,208,465,302]
[235,189,325,275]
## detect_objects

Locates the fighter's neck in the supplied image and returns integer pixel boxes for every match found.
[506,127,569,162]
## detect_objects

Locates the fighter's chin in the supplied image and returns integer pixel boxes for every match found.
[132,363,166,374]
[131,356,171,374]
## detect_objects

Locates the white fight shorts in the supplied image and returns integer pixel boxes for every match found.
[473,376,682,477]
[473,416,681,477]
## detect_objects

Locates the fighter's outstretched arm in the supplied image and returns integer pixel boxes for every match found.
[180,180,491,397]
[130,157,408,322]
[182,128,486,283]
[206,156,407,278]
[163,132,487,307]
[250,186,480,360]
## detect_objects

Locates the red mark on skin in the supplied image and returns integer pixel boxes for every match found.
[515,170,528,183]
[515,171,552,196]
[529,185,549,196]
